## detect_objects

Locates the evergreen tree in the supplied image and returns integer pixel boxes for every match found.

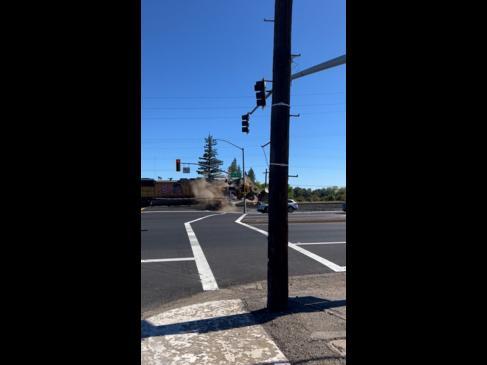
[228,158,239,175]
[247,167,256,183]
[196,134,224,181]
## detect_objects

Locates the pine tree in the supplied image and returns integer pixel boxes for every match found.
[228,158,239,175]
[247,167,256,183]
[197,134,224,181]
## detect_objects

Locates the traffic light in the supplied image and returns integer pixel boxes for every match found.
[176,159,181,171]
[241,114,249,134]
[254,79,266,107]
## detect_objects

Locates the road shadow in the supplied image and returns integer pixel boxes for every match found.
[141,296,345,339]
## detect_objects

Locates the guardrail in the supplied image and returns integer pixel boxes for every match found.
[141,198,345,211]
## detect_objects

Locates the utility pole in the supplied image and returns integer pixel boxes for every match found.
[214,138,246,214]
[267,0,293,311]
[242,148,246,214]
[264,168,268,189]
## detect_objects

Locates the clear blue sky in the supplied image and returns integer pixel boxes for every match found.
[142,0,345,188]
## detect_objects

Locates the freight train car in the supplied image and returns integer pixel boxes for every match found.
[141,178,156,198]
[153,179,194,198]
[141,178,195,206]
[141,177,260,207]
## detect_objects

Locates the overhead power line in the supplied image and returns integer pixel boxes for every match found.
[144,110,344,120]
[143,91,344,100]
[143,102,345,110]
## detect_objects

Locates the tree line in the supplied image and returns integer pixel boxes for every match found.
[196,134,345,202]
[287,186,345,202]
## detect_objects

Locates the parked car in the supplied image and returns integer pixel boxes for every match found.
[257,199,299,213]
[342,202,346,212]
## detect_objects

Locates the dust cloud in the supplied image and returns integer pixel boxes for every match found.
[189,179,237,211]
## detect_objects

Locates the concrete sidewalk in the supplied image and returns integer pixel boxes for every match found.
[141,273,346,365]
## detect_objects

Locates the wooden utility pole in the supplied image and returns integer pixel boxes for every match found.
[267,0,293,311]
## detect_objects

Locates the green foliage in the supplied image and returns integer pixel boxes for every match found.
[288,184,294,198]
[228,158,238,175]
[196,134,224,182]
[291,186,346,202]
[254,181,264,190]
[247,168,256,183]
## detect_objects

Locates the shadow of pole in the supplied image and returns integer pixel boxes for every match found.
[141,296,346,339]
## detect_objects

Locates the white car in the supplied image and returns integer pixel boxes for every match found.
[288,199,299,211]
[257,199,299,213]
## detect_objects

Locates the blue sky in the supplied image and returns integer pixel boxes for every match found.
[142,0,346,188]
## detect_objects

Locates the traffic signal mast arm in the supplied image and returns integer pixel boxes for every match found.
[243,54,346,119]
[291,54,346,81]
[179,161,231,176]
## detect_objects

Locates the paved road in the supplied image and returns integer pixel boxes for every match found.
[243,210,346,223]
[141,207,346,313]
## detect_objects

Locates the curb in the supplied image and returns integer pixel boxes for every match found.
[141,273,346,364]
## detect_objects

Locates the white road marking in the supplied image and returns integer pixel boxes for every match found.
[142,210,212,214]
[245,210,345,215]
[184,213,223,291]
[235,214,269,235]
[142,299,290,365]
[288,242,346,272]
[235,214,346,272]
[141,257,195,263]
[294,211,345,214]
[251,222,343,226]
[293,241,346,245]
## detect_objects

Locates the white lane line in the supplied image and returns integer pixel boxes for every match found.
[235,214,246,223]
[245,211,345,215]
[235,214,346,272]
[294,211,345,214]
[293,241,346,245]
[288,242,346,272]
[235,213,269,235]
[141,257,195,263]
[184,213,223,291]
[142,210,212,214]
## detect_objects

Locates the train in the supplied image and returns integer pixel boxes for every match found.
[141,177,261,206]
[141,178,194,199]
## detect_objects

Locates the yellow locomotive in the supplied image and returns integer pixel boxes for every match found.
[141,178,194,202]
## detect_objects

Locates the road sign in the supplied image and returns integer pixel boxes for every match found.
[183,167,190,173]
[231,172,241,178]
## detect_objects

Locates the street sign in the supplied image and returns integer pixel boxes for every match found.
[231,172,241,178]
[183,167,190,173]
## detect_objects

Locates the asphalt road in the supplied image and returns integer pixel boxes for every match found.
[243,210,346,223]
[141,207,346,313]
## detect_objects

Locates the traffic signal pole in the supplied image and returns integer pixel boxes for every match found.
[244,55,345,121]
[214,138,246,214]
[267,0,293,311]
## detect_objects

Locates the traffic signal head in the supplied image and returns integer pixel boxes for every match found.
[176,159,181,171]
[254,80,266,108]
[241,114,249,134]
